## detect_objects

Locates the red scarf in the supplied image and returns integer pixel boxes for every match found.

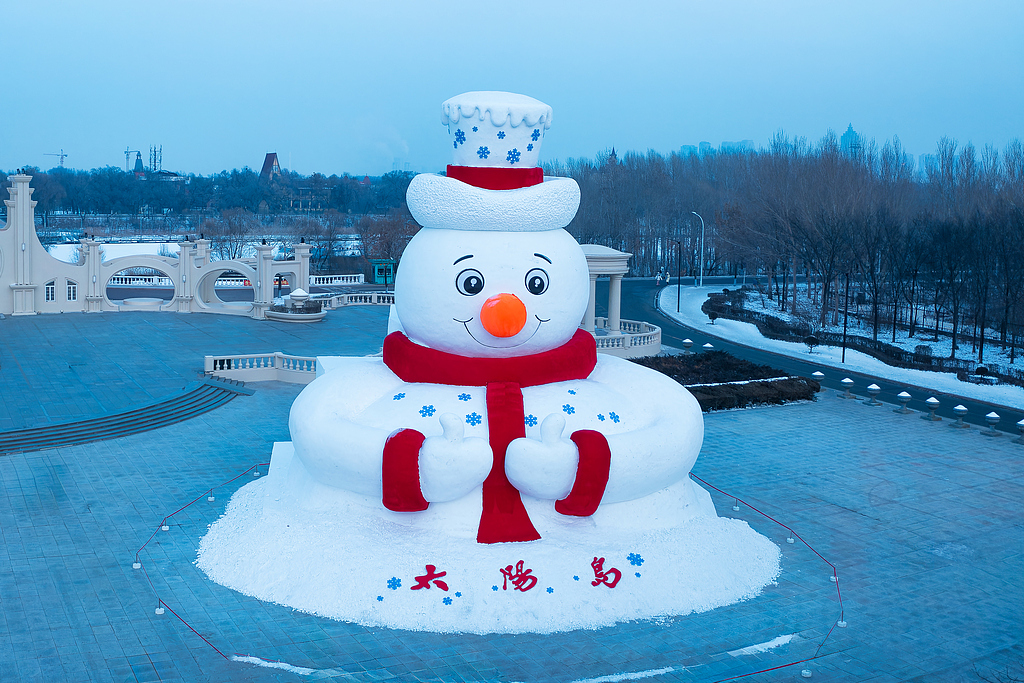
[381,329,611,544]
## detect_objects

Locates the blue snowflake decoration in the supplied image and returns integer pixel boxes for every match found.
[507,148,521,164]
[393,393,405,401]
[635,572,641,578]
[527,144,534,152]
[609,412,620,423]
[419,405,436,418]
[597,414,605,421]
[472,126,478,132]
[573,575,580,581]
[387,577,402,590]
[568,389,577,395]
[443,596,453,605]
[531,129,541,141]
[627,553,644,567]
[458,393,471,401]
[546,587,554,594]
[455,592,462,598]
[376,595,383,602]
[477,146,490,159]
[525,414,538,428]
[454,129,466,145]
[497,131,506,139]
[466,412,482,426]
[562,404,575,415]
[492,585,499,591]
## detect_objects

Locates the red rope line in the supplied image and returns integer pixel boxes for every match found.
[689,472,846,681]
[134,462,270,659]
[159,600,229,659]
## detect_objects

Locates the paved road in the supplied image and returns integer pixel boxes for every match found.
[611,279,1024,434]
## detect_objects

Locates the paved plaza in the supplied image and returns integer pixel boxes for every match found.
[0,309,1021,682]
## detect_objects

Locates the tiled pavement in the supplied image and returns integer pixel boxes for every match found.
[0,309,1021,682]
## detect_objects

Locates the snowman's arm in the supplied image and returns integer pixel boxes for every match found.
[289,358,405,498]
[597,415,703,503]
[579,356,705,504]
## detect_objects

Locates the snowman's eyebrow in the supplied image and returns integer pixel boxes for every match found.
[453,254,473,265]
[533,253,552,263]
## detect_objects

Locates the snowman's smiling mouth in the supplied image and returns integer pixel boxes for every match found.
[455,315,548,348]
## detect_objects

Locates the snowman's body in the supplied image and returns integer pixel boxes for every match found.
[285,226,711,541]
[285,347,711,538]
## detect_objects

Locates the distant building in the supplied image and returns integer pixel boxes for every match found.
[720,140,754,153]
[840,124,861,157]
[698,141,713,155]
[679,145,698,156]
[260,153,282,181]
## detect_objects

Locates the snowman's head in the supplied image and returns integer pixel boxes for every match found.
[393,227,589,358]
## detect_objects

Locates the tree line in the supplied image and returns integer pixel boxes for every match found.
[547,134,1024,363]
[0,166,414,218]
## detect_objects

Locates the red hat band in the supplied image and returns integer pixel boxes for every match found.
[446,165,544,191]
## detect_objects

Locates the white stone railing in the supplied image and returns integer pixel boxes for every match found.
[108,275,175,286]
[316,292,395,308]
[590,317,662,358]
[309,274,364,286]
[204,351,318,384]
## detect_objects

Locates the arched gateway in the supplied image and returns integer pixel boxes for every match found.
[0,174,309,319]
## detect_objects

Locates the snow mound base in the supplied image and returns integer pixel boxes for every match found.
[196,478,780,634]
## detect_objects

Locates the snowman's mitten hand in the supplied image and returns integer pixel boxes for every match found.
[506,413,580,500]
[419,413,492,503]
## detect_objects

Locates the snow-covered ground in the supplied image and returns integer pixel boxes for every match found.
[740,284,1019,370]
[197,471,780,634]
[659,286,1024,410]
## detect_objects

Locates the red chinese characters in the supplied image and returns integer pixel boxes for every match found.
[499,560,538,592]
[411,564,449,591]
[591,557,621,588]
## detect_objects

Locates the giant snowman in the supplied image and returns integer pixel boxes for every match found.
[198,92,779,634]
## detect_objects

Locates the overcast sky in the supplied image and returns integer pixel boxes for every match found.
[3,1,1022,177]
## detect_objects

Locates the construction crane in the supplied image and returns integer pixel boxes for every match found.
[44,149,68,167]
[125,147,142,172]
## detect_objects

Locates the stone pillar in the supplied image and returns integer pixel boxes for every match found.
[7,175,39,315]
[82,238,104,312]
[608,274,622,333]
[294,242,312,291]
[252,242,275,319]
[584,273,598,333]
[174,240,194,312]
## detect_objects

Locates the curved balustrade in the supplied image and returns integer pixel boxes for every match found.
[589,317,662,358]
[205,352,318,384]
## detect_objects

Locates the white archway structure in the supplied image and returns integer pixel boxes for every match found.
[0,174,310,319]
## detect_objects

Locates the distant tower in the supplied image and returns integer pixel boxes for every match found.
[133,151,145,177]
[840,124,861,157]
[260,153,282,181]
[149,145,163,172]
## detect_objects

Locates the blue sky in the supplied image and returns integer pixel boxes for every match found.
[3,0,1022,176]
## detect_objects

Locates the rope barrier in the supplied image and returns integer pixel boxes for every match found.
[135,464,846,679]
[689,472,846,682]
[133,462,269,659]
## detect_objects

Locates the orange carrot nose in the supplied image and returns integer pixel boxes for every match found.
[480,293,528,338]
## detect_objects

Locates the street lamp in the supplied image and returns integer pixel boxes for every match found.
[668,239,682,312]
[692,211,705,287]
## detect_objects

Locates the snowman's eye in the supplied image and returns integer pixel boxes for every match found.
[456,269,485,296]
[525,268,549,295]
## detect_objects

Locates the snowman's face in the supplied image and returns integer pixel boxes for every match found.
[394,228,590,357]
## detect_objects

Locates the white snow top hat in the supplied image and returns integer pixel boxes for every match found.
[406,91,580,232]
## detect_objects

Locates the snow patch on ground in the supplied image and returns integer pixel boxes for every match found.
[196,476,781,635]
[728,633,796,656]
[661,286,1024,408]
